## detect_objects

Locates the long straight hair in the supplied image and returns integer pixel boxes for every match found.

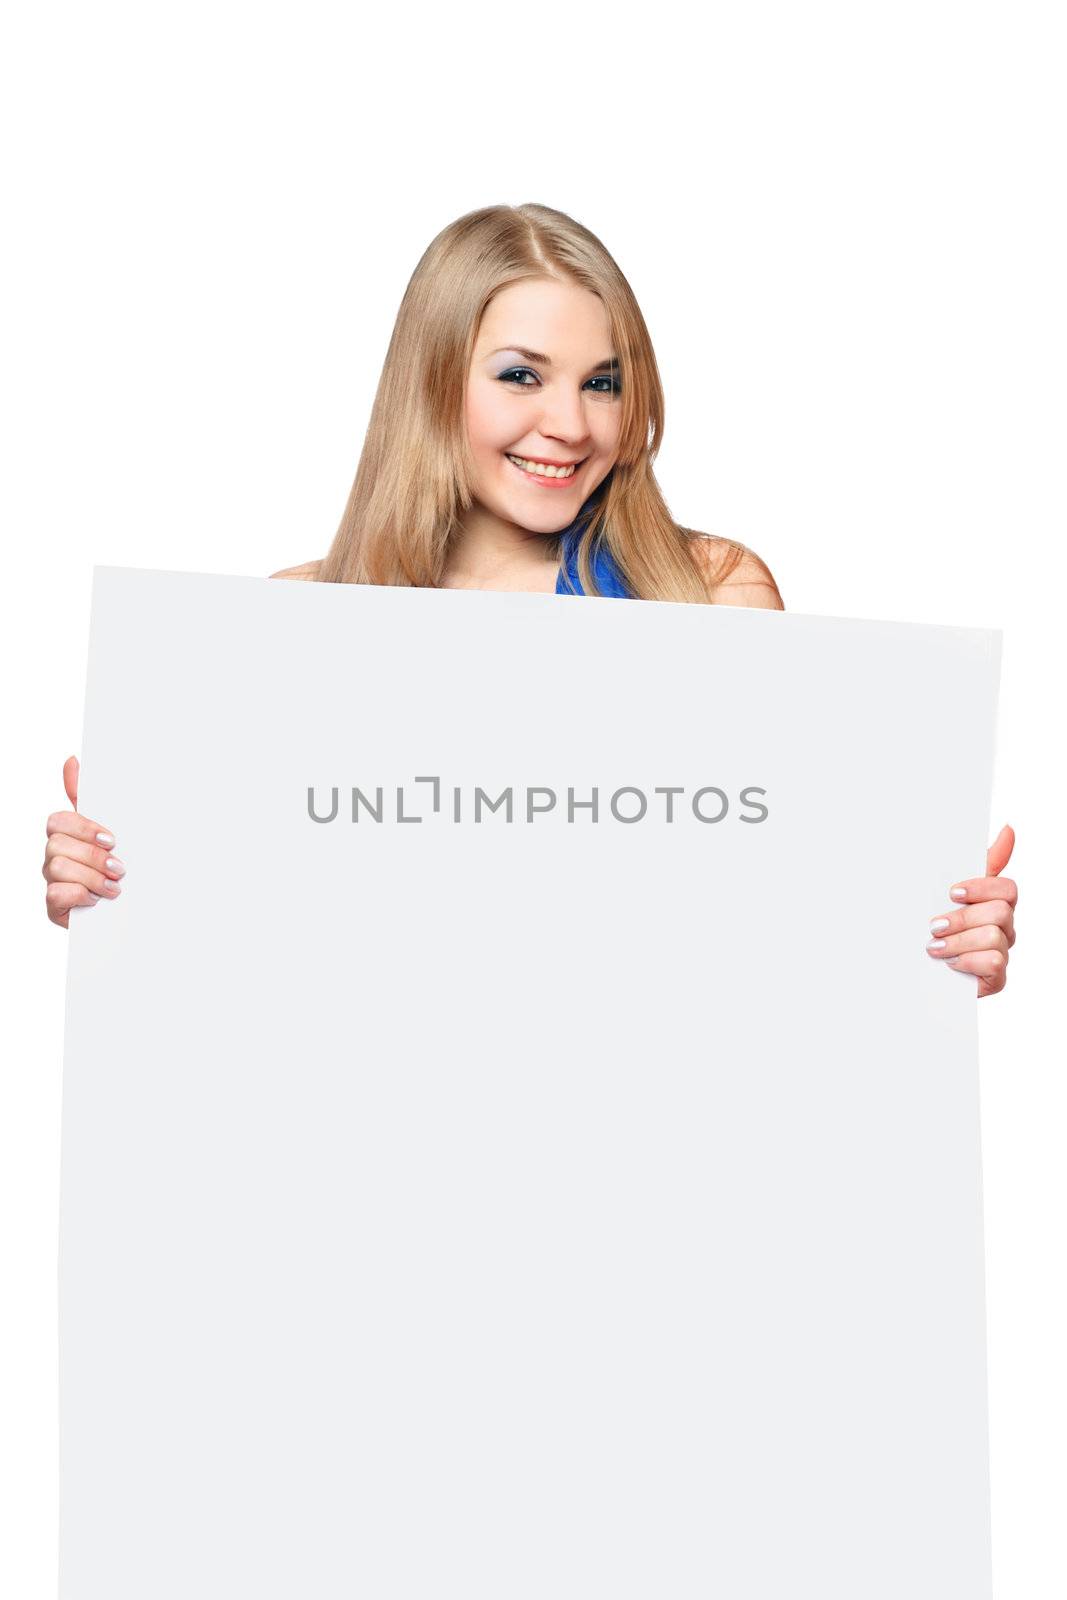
[317,203,750,602]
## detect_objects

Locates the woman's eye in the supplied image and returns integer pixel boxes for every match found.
[498,368,621,395]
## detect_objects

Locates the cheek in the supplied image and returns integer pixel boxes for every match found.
[593,411,622,456]
[466,382,511,455]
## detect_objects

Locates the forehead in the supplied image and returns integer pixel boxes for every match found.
[476,278,612,358]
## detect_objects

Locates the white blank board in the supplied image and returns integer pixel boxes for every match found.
[60,567,1001,1597]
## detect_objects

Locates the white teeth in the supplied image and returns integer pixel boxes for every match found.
[506,453,579,478]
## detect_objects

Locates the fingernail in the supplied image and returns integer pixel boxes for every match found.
[105,856,126,877]
[950,887,968,901]
[95,831,114,847]
[927,939,947,951]
[930,917,951,933]
[102,880,122,895]
[946,956,961,966]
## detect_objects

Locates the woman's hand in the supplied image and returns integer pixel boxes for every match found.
[926,823,1017,998]
[43,755,126,929]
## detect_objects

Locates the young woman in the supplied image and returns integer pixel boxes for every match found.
[42,202,1018,994]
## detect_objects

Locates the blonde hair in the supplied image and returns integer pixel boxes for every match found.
[317,202,753,602]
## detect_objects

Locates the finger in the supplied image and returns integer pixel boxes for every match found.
[927,924,1010,962]
[44,852,123,900]
[45,879,103,929]
[986,823,1015,878]
[64,754,80,812]
[948,874,1018,910]
[43,832,125,883]
[945,948,1008,987]
[46,807,115,852]
[928,898,1015,948]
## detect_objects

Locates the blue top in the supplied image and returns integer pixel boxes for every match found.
[555,483,634,599]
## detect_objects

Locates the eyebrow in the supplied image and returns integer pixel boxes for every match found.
[489,346,619,372]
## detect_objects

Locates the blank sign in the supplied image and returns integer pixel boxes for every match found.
[60,567,1000,1598]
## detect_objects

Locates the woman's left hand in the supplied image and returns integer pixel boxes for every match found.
[926,823,1017,998]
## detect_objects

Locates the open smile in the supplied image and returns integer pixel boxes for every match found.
[504,452,587,488]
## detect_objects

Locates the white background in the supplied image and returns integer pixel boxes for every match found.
[1,2,1063,1594]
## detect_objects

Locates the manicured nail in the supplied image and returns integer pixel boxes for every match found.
[950,886,968,900]
[102,880,122,895]
[927,939,947,951]
[930,917,950,933]
[105,856,126,877]
[946,956,961,966]
[95,831,114,847]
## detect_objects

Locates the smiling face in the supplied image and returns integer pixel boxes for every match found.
[465,277,623,535]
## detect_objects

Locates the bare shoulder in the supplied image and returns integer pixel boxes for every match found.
[268,559,323,581]
[686,532,784,610]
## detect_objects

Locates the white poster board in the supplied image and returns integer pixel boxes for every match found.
[60,567,1000,1598]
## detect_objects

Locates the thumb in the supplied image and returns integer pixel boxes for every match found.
[986,822,1015,877]
[64,754,80,812]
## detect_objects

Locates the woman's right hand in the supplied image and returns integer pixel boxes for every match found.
[43,755,126,929]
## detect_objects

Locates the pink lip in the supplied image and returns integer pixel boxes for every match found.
[511,452,585,466]
[505,452,586,488]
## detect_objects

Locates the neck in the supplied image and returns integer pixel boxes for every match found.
[441,503,563,591]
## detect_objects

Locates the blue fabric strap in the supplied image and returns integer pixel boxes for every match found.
[554,488,634,599]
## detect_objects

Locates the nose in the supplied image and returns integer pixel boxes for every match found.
[536,386,591,449]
